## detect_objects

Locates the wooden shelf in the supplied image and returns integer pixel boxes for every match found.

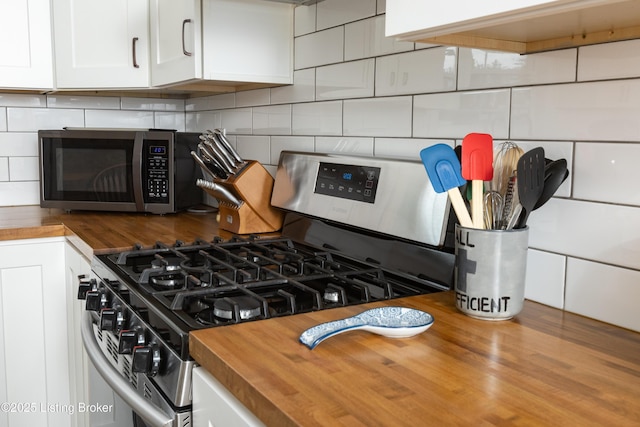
[387,0,640,54]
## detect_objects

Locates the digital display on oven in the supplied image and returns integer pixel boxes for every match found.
[314,162,380,203]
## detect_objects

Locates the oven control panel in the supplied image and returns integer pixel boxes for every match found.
[272,151,451,247]
[314,162,380,203]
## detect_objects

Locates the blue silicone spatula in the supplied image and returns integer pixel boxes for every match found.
[420,144,473,228]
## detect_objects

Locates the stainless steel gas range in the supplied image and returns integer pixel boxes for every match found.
[78,151,455,427]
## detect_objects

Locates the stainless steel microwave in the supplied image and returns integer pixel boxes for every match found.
[38,129,203,214]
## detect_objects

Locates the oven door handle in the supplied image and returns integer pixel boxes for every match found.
[81,312,174,427]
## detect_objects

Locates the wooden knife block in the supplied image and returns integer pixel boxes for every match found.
[214,161,284,234]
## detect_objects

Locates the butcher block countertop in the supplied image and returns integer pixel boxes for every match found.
[0,205,222,257]
[191,291,640,426]
[1,206,639,426]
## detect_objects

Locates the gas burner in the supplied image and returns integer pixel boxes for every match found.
[151,256,183,271]
[195,296,263,325]
[150,274,185,289]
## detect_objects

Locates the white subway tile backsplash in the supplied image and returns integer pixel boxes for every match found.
[0,108,6,131]
[236,136,270,164]
[0,158,8,181]
[524,249,566,309]
[511,80,640,142]
[528,198,640,271]
[458,48,576,90]
[0,133,37,157]
[253,105,292,135]
[316,0,376,31]
[0,94,46,107]
[295,27,344,69]
[7,107,84,131]
[294,2,316,36]
[47,95,120,110]
[121,97,184,111]
[344,96,412,137]
[9,157,38,181]
[219,108,253,134]
[85,110,154,129]
[270,69,315,105]
[573,142,640,205]
[413,89,511,139]
[578,39,640,82]
[236,89,270,107]
[269,136,314,165]
[316,59,375,100]
[292,101,342,135]
[154,112,185,132]
[344,15,413,61]
[0,181,39,205]
[186,93,235,112]
[186,111,222,132]
[565,258,640,332]
[374,138,453,159]
[375,47,457,96]
[315,136,374,155]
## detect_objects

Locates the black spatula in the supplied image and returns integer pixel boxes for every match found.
[515,147,545,228]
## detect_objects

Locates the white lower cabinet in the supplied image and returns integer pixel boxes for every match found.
[0,237,129,427]
[192,366,265,427]
[0,238,70,427]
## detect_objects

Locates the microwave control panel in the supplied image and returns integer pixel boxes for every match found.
[144,141,170,203]
[314,162,380,203]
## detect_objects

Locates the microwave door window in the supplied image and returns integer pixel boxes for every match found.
[52,146,134,202]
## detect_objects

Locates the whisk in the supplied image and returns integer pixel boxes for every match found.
[491,141,523,197]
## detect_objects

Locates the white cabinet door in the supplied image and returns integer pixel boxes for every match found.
[192,367,265,427]
[0,237,69,427]
[0,0,53,90]
[149,0,202,87]
[150,0,293,88]
[64,243,91,427]
[201,0,293,85]
[53,0,149,89]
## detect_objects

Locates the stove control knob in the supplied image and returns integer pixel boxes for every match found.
[132,344,161,377]
[85,290,107,312]
[118,329,144,354]
[100,308,125,333]
[77,277,97,300]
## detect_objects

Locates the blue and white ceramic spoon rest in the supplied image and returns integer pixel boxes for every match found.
[299,306,434,350]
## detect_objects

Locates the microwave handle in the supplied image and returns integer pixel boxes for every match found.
[81,312,174,427]
[132,132,145,211]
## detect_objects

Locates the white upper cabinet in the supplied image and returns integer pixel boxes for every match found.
[0,0,53,90]
[386,0,640,54]
[150,0,293,88]
[54,0,149,89]
[149,0,202,86]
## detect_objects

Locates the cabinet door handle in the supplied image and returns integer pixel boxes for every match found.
[182,19,193,56]
[132,37,140,68]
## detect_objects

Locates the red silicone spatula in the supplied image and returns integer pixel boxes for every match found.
[462,133,494,229]
[420,144,473,228]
